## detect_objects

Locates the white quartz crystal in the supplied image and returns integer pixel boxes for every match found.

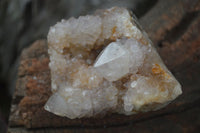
[94,42,129,81]
[45,7,182,119]
[124,38,147,73]
[45,85,118,119]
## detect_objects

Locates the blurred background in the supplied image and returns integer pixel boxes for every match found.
[0,0,158,132]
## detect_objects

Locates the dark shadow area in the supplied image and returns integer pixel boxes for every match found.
[0,82,11,133]
[133,0,158,18]
[158,11,200,48]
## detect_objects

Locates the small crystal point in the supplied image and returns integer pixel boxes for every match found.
[94,42,129,81]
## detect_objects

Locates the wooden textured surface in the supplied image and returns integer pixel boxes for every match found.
[8,0,200,132]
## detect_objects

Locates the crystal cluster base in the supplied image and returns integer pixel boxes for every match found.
[45,7,182,119]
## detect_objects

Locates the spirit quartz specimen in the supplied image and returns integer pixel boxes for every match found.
[44,7,182,119]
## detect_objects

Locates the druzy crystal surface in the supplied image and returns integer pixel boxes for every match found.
[45,7,182,119]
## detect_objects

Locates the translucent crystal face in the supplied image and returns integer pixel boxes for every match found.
[94,42,130,81]
[45,7,182,119]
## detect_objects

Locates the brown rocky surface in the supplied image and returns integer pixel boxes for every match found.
[8,0,200,132]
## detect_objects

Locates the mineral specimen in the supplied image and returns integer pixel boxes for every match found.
[45,7,182,119]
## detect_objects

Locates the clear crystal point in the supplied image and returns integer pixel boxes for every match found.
[94,42,129,81]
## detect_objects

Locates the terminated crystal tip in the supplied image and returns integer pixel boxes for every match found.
[45,7,182,119]
[94,42,130,81]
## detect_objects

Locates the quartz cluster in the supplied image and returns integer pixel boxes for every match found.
[45,7,182,119]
